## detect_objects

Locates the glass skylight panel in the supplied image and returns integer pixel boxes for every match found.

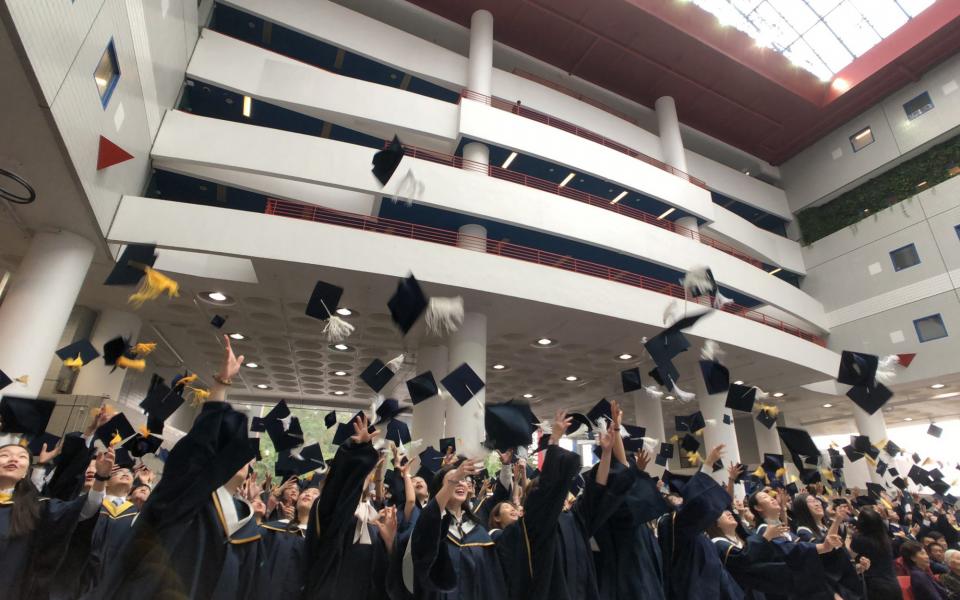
[851,0,907,37]
[803,22,853,72]
[805,0,843,17]
[749,2,800,49]
[897,0,935,18]
[769,0,818,33]
[784,38,831,81]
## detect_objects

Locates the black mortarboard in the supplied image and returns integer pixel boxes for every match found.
[852,435,872,453]
[360,359,396,393]
[908,465,932,486]
[876,460,888,476]
[113,447,135,470]
[122,433,163,457]
[372,135,405,185]
[332,422,354,446]
[762,453,784,472]
[276,444,325,478]
[722,414,732,425]
[776,427,820,459]
[756,410,776,429]
[927,423,943,438]
[95,412,136,447]
[884,440,901,456]
[659,442,674,458]
[837,351,878,387]
[699,360,730,395]
[688,411,706,433]
[830,453,844,469]
[139,376,183,425]
[536,434,551,452]
[418,446,443,477]
[680,434,700,453]
[406,371,439,404]
[930,468,944,481]
[662,470,691,494]
[888,467,899,477]
[854,495,877,507]
[912,452,922,463]
[300,443,325,467]
[675,414,691,433]
[305,280,344,321]
[388,274,428,335]
[102,336,130,367]
[891,477,907,490]
[0,396,55,437]
[324,411,337,429]
[386,419,411,446]
[586,399,612,425]
[104,244,157,286]
[55,340,100,366]
[846,383,893,415]
[712,459,724,473]
[843,445,863,462]
[785,482,799,496]
[27,432,60,457]
[621,368,642,393]
[800,469,822,485]
[439,437,456,456]
[654,454,668,467]
[866,482,885,499]
[865,445,880,460]
[930,480,950,496]
[440,363,485,407]
[725,384,756,412]
[251,400,291,432]
[210,315,227,329]
[375,398,405,423]
[485,402,537,450]
[266,418,304,452]
[804,455,819,466]
[0,369,10,392]
[648,367,666,387]
[622,424,647,452]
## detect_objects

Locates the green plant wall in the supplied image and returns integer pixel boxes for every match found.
[797,132,960,245]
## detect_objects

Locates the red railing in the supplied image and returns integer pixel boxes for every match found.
[264,198,825,346]
[392,141,764,269]
[460,89,708,189]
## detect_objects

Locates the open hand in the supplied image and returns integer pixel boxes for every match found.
[551,410,572,442]
[95,447,116,478]
[37,440,63,466]
[350,413,379,445]
[218,335,245,382]
[635,449,651,472]
[377,506,398,550]
[763,524,789,541]
[705,444,725,467]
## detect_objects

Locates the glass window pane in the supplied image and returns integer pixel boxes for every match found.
[748,2,801,49]
[914,314,947,343]
[890,244,920,271]
[802,21,853,72]
[769,0,819,33]
[903,91,934,120]
[731,0,763,13]
[851,0,908,36]
[785,39,832,81]
[805,0,843,17]
[94,42,120,108]
[836,13,882,57]
[897,0,935,18]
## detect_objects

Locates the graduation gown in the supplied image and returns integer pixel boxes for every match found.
[795,525,865,600]
[303,440,387,600]
[81,498,139,595]
[0,492,89,600]
[49,510,99,600]
[713,535,800,600]
[257,520,307,599]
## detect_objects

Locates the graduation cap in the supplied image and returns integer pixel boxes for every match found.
[620,368,642,393]
[621,424,647,452]
[662,470,691,494]
[276,444,326,479]
[711,459,723,473]
[800,469,822,485]
[884,440,901,456]
[406,371,439,405]
[0,369,11,392]
[830,453,844,470]
[0,396,55,437]
[104,244,157,286]
[139,376,183,426]
[210,315,227,329]
[648,367,667,388]
[266,417,304,452]
[251,400,291,432]
[122,432,163,457]
[644,313,706,387]
[927,423,943,438]
[439,437,456,456]
[113,447,136,470]
[332,422,354,446]
[908,465,932,486]
[386,419,411,446]
[930,480,951,496]
[756,409,776,429]
[912,452,922,464]
[101,336,143,372]
[876,460,888,476]
[680,434,700,453]
[659,442,675,459]
[417,446,443,480]
[388,274,428,335]
[866,482,885,499]
[324,411,337,429]
[55,340,100,369]
[95,412,136,447]
[888,467,899,477]
[891,477,908,491]
[654,453,669,467]
[851,435,872,453]
[842,445,863,462]
[837,351,879,387]
[725,384,756,412]
[360,359,397,394]
[440,363,485,407]
[785,482,799,496]
[375,398,406,423]
[485,401,537,451]
[305,280,345,321]
[930,468,944,481]
[854,495,877,508]
[846,383,893,415]
[699,360,730,395]
[762,453,784,472]
[372,135,405,185]
[778,426,820,469]
[586,399,612,426]
[27,432,60,457]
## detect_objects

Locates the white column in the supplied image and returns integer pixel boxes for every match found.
[412,344,449,450]
[72,309,143,401]
[675,215,700,242]
[0,231,95,398]
[852,405,888,484]
[446,312,486,455]
[654,96,688,173]
[633,391,667,475]
[753,417,783,459]
[467,10,493,96]
[462,142,489,175]
[458,224,487,253]
[695,375,742,493]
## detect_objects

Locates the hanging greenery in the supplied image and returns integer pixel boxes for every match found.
[797,132,960,245]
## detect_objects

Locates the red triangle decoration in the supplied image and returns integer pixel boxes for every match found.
[96,135,134,170]
[896,353,916,368]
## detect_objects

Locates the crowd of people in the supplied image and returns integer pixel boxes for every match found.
[1,337,958,600]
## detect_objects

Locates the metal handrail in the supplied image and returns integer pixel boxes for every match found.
[263,198,826,346]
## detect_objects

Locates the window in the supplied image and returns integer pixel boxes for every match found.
[850,127,875,152]
[903,91,934,120]
[94,40,120,108]
[914,314,947,342]
[889,243,920,271]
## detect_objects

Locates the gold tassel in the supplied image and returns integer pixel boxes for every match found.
[18,437,28,447]
[176,374,198,387]
[758,404,779,417]
[669,435,679,443]
[14,375,28,385]
[865,455,877,466]
[685,451,701,466]
[753,466,766,478]
[116,356,146,371]
[821,468,836,482]
[187,386,210,407]
[694,428,705,437]
[132,342,157,356]
[128,267,179,307]
[880,497,893,511]
[109,430,122,447]
[63,354,84,370]
[874,438,887,450]
[138,423,151,438]
[922,457,934,466]
[775,467,786,478]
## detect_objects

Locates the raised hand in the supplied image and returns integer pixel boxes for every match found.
[498,448,514,466]
[551,410,572,442]
[218,335,244,382]
[377,507,398,551]
[134,463,155,485]
[597,426,614,451]
[705,444,725,468]
[635,449,651,472]
[763,524,789,541]
[95,447,116,478]
[444,457,482,487]
[350,413,379,445]
[610,400,623,429]
[281,503,295,520]
[37,439,63,466]
[728,463,745,481]
[441,447,458,467]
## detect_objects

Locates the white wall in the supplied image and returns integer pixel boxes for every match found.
[783,52,960,212]
[703,205,805,274]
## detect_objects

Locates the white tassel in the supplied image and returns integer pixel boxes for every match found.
[754,387,770,401]
[672,382,696,403]
[644,385,665,400]
[641,437,659,452]
[663,300,682,326]
[290,446,304,461]
[391,169,419,206]
[385,353,405,373]
[713,291,734,309]
[700,340,724,361]
[705,419,717,427]
[323,315,355,342]
[876,354,900,385]
[279,415,293,432]
[425,296,464,336]
[682,265,715,297]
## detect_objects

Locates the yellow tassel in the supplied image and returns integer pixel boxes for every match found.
[775,467,786,478]
[753,466,766,478]
[768,489,778,498]
[865,455,877,466]
[63,355,84,370]
[790,475,799,483]
[91,404,116,418]
[830,442,838,449]
[880,497,893,511]
[694,428,705,437]
[176,374,198,387]
[669,435,679,443]
[821,468,836,482]
[922,457,934,466]
[138,423,151,438]
[132,342,157,356]
[109,430,122,447]
[116,356,146,371]
[874,438,887,450]
[685,451,701,466]
[128,267,179,307]
[758,404,779,417]
[187,386,210,407]
[18,437,28,447]
[14,375,28,385]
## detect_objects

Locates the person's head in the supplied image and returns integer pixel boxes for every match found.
[930,531,947,544]
[888,510,900,524]
[106,466,134,496]
[748,490,780,520]
[920,534,936,547]
[282,482,300,504]
[789,493,824,533]
[707,509,740,539]
[431,458,471,510]
[489,501,519,530]
[945,549,960,575]
[83,459,97,491]
[412,476,428,502]
[128,483,151,508]
[0,444,31,486]
[666,493,683,507]
[901,541,930,571]
[0,444,40,538]
[296,487,320,522]
[857,507,891,550]
[927,542,946,563]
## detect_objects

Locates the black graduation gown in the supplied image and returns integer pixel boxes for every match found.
[0,493,89,600]
[796,525,865,600]
[411,498,507,600]
[49,509,99,600]
[303,439,386,600]
[386,502,423,600]
[714,535,799,600]
[473,479,510,528]
[81,499,139,595]
[257,520,307,599]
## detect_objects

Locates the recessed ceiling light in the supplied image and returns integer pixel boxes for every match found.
[772,392,784,398]
[492,364,507,370]
[330,343,352,352]
[333,391,346,396]
[930,383,945,389]
[335,307,353,316]
[334,370,348,376]
[244,362,259,369]
[733,380,744,385]
[256,384,270,390]
[665,395,675,401]
[931,391,960,400]
[535,338,555,346]
[522,393,534,399]
[617,353,634,360]
[229,333,246,340]
[822,403,833,408]
[768,268,782,276]
[904,417,913,421]
[207,291,228,302]
[564,375,579,382]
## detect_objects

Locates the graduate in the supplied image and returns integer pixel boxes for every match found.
[257,484,319,599]
[81,454,140,595]
[790,493,868,599]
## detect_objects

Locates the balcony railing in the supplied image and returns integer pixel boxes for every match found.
[264,198,826,346]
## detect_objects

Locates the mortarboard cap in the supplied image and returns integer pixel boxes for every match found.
[687,411,706,433]
[388,274,427,335]
[912,452,921,464]
[854,495,877,508]
[251,400,291,432]
[439,437,456,456]
[777,427,820,460]
[122,432,163,457]
[785,481,799,496]
[864,445,880,460]
[375,398,405,423]
[648,367,666,388]
[0,396,55,437]
[675,414,691,433]
[95,412,136,447]
[0,369,10,392]
[884,440,901,456]
[586,399,612,426]
[324,411,337,429]
[621,424,647,452]
[712,459,724,473]
[800,469,822,485]
[762,453,784,471]
[876,460,888,476]
[418,446,443,477]
[654,453,668,467]
[266,417,304,452]
[888,467,899,477]
[837,351,879,387]
[485,402,537,451]
[360,359,396,394]
[725,384,756,412]
[139,376,183,425]
[621,368,642,393]
[102,337,131,368]
[830,453,844,470]
[386,419,411,446]
[699,360,730,395]
[927,423,943,438]
[891,477,907,490]
[210,315,227,329]
[846,383,893,415]
[304,280,344,321]
[406,371,439,405]
[659,442,674,459]
[866,482,885,499]
[55,340,100,367]
[852,435,872,453]
[662,470,691,494]
[27,432,60,457]
[930,468,944,481]
[723,414,732,425]
[104,244,157,286]
[680,434,700,453]
[908,465,932,486]
[113,448,135,470]
[843,445,863,462]
[440,363,485,407]
[756,410,776,429]
[332,422,354,446]
[372,135,405,186]
[930,480,951,496]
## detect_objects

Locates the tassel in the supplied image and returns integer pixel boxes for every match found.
[874,438,888,450]
[63,355,85,371]
[186,386,210,407]
[128,267,179,307]
[14,375,28,385]
[775,467,786,478]
[700,340,723,361]
[753,466,766,479]
[865,455,877,466]
[821,468,836,482]
[694,427,705,437]
[662,300,681,326]
[132,342,156,356]
[682,266,715,297]
[644,385,664,400]
[385,353,405,373]
[138,424,151,438]
[876,354,900,385]
[425,296,464,336]
[391,169,420,206]
[176,374,198,388]
[755,387,770,401]
[685,451,701,466]
[713,291,734,309]
[758,404,779,418]
[922,457,935,466]
[109,430,122,447]
[669,435,680,444]
[323,315,355,342]
[117,356,146,372]
[279,415,293,431]
[671,382,696,403]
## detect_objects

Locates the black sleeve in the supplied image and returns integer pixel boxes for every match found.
[307,440,379,548]
[410,499,456,593]
[573,460,637,536]
[475,478,510,527]
[522,445,581,545]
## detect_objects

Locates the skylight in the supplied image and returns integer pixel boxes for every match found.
[690,0,935,81]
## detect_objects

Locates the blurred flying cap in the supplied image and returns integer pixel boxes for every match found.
[762,453,784,472]
[891,476,907,490]
[888,467,899,477]
[55,340,101,368]
[324,411,337,429]
[884,440,901,456]
[210,315,227,329]
[0,369,10,392]
[113,447,135,470]
[300,443,325,468]
[621,368,642,393]
[647,367,667,388]
[800,469,822,485]
[139,376,182,425]
[851,435,872,453]
[930,480,951,496]
[930,468,944,481]
[0,396,55,437]
[755,409,776,430]
[908,465,932,486]
[565,413,593,436]
[927,423,943,438]
[27,432,60,457]
[680,434,700,453]
[654,453,669,467]
[104,244,157,286]
[621,424,647,452]
[122,432,163,457]
[688,411,706,433]
[586,399,612,426]
[659,442,674,459]
[388,274,427,335]
[912,452,922,464]
[406,371,439,405]
[830,453,844,470]
[785,482,799,496]
[386,419,411,446]
[332,422,354,446]
[842,445,863,462]
[699,360,730,395]
[102,336,130,367]
[440,363,485,407]
[360,359,396,393]
[485,402,537,450]
[266,418,304,452]
[375,398,406,423]
[662,470,691,494]
[778,426,820,466]
[418,446,443,476]
[837,351,879,387]
[304,280,344,321]
[725,384,756,412]
[876,460,888,476]
[372,135,405,186]
[854,495,877,508]
[95,412,136,447]
[439,437,456,456]
[675,414,690,433]
[846,383,892,415]
[865,445,880,460]
[866,482,886,499]
[723,414,732,425]
[251,400,291,432]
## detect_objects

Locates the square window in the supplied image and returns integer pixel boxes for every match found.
[849,126,874,152]
[94,40,120,109]
[889,243,920,271]
[903,91,934,120]
[914,314,947,343]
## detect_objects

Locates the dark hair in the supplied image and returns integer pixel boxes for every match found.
[789,493,822,536]
[0,444,41,538]
[429,458,483,526]
[900,541,924,567]
[488,501,515,530]
[856,507,891,554]
[747,490,770,515]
